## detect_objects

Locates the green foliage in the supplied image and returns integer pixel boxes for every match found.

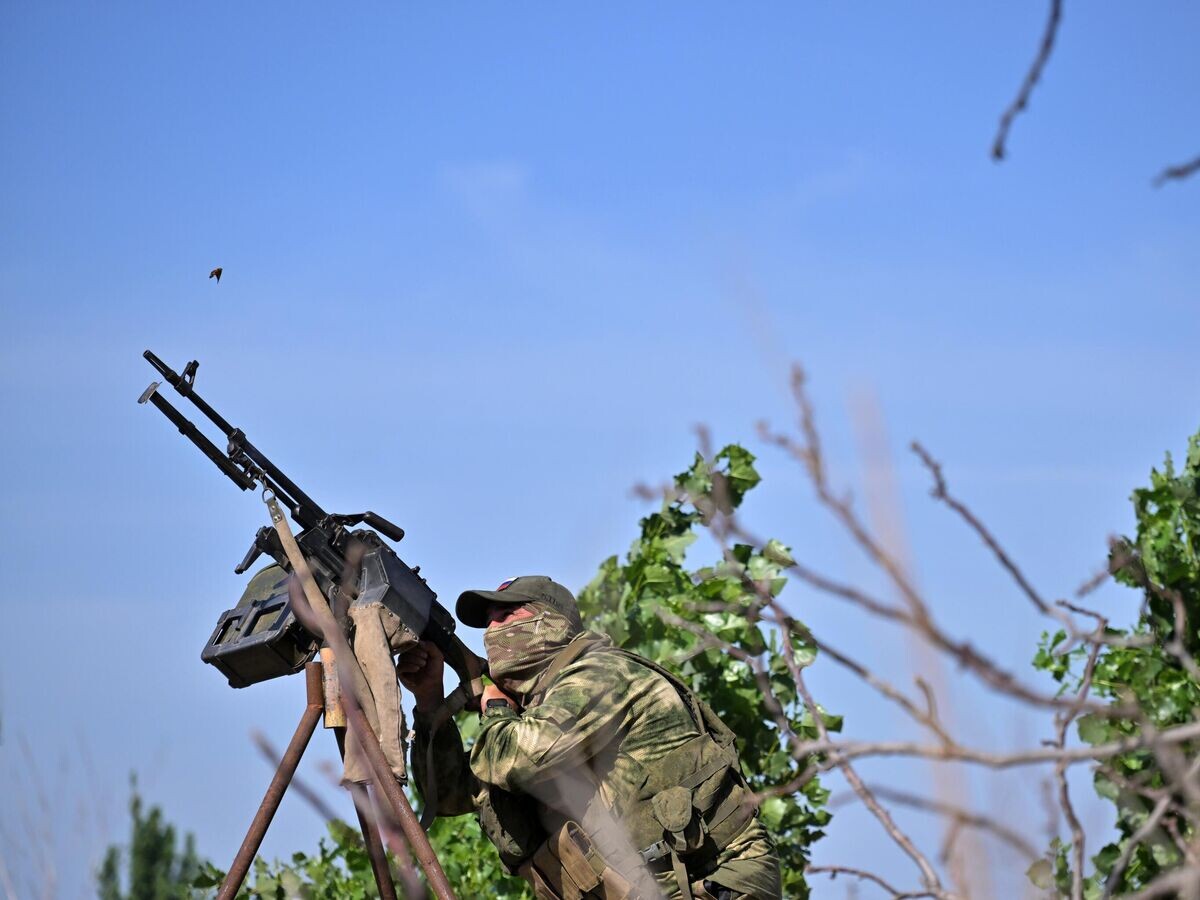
[193,820,408,899]
[422,713,534,898]
[98,778,205,900]
[1032,429,1200,895]
[576,445,834,898]
[425,806,533,897]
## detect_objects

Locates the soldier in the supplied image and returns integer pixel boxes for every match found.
[398,575,782,900]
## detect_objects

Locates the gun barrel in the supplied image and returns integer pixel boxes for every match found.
[144,350,327,525]
[143,350,237,436]
[138,384,257,491]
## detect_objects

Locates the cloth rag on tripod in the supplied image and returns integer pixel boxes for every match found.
[342,599,420,785]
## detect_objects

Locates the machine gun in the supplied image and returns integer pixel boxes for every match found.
[139,349,471,899]
[137,349,484,695]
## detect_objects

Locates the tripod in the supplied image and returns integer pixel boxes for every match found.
[215,658,455,900]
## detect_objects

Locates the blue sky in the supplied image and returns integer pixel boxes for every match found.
[2,3,1198,897]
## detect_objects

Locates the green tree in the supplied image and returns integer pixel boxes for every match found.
[98,779,204,900]
[575,445,835,898]
[1033,429,1200,894]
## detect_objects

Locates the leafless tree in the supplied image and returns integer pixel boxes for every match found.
[666,364,1200,898]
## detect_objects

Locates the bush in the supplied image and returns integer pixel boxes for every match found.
[1033,429,1200,894]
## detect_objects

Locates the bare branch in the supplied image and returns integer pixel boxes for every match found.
[753,390,1121,716]
[1102,794,1174,900]
[1053,634,1103,900]
[807,634,954,745]
[834,785,1040,861]
[806,865,941,899]
[251,730,342,823]
[911,441,1052,617]
[763,717,1200,793]
[788,646,946,894]
[1125,865,1200,900]
[680,366,1200,893]
[1153,154,1200,187]
[992,0,1064,161]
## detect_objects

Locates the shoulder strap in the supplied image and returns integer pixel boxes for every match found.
[524,633,607,706]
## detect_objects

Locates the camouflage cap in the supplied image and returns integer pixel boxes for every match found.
[455,575,580,629]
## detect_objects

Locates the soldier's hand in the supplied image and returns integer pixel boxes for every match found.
[396,641,445,712]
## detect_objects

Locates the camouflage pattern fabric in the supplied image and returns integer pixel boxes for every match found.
[413,628,782,899]
[483,603,578,703]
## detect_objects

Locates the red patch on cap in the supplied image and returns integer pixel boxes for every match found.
[496,577,518,591]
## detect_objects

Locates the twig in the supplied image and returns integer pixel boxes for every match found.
[754,423,1119,715]
[911,441,1052,617]
[251,730,342,822]
[1153,154,1200,187]
[992,0,1064,161]
[1102,794,1173,899]
[793,667,947,894]
[1053,634,1103,900]
[1125,865,1200,900]
[806,865,941,899]
[807,634,954,745]
[762,717,1200,796]
[832,785,1040,861]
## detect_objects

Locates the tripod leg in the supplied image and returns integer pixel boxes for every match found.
[350,783,400,900]
[336,727,400,900]
[216,664,324,900]
[344,702,457,900]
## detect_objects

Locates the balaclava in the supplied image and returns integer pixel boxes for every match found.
[483,599,583,704]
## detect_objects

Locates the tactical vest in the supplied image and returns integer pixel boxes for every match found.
[508,635,759,900]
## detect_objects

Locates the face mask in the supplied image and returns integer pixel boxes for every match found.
[483,609,577,702]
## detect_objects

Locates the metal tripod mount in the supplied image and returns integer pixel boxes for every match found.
[217,654,453,900]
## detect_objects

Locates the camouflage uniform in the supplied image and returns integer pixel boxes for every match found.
[414,577,782,900]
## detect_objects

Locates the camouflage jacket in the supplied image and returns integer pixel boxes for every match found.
[413,634,781,898]
[414,634,702,821]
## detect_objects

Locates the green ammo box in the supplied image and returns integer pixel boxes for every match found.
[201,564,319,688]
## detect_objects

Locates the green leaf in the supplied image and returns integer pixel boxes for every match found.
[1076,714,1110,746]
[1027,858,1055,890]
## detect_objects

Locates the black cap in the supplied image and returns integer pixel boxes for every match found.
[455,575,579,629]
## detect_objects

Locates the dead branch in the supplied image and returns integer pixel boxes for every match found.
[1153,154,1200,187]
[788,646,947,895]
[1102,794,1174,900]
[911,441,1052,617]
[1053,634,1103,900]
[992,0,1064,161]
[806,865,941,899]
[250,730,342,823]
[834,785,1040,861]
[677,364,1200,893]
[784,717,1200,774]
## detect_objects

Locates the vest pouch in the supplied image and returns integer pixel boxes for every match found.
[519,855,564,900]
[476,784,545,872]
[555,822,604,893]
[650,786,707,854]
[522,821,636,900]
[524,839,568,900]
